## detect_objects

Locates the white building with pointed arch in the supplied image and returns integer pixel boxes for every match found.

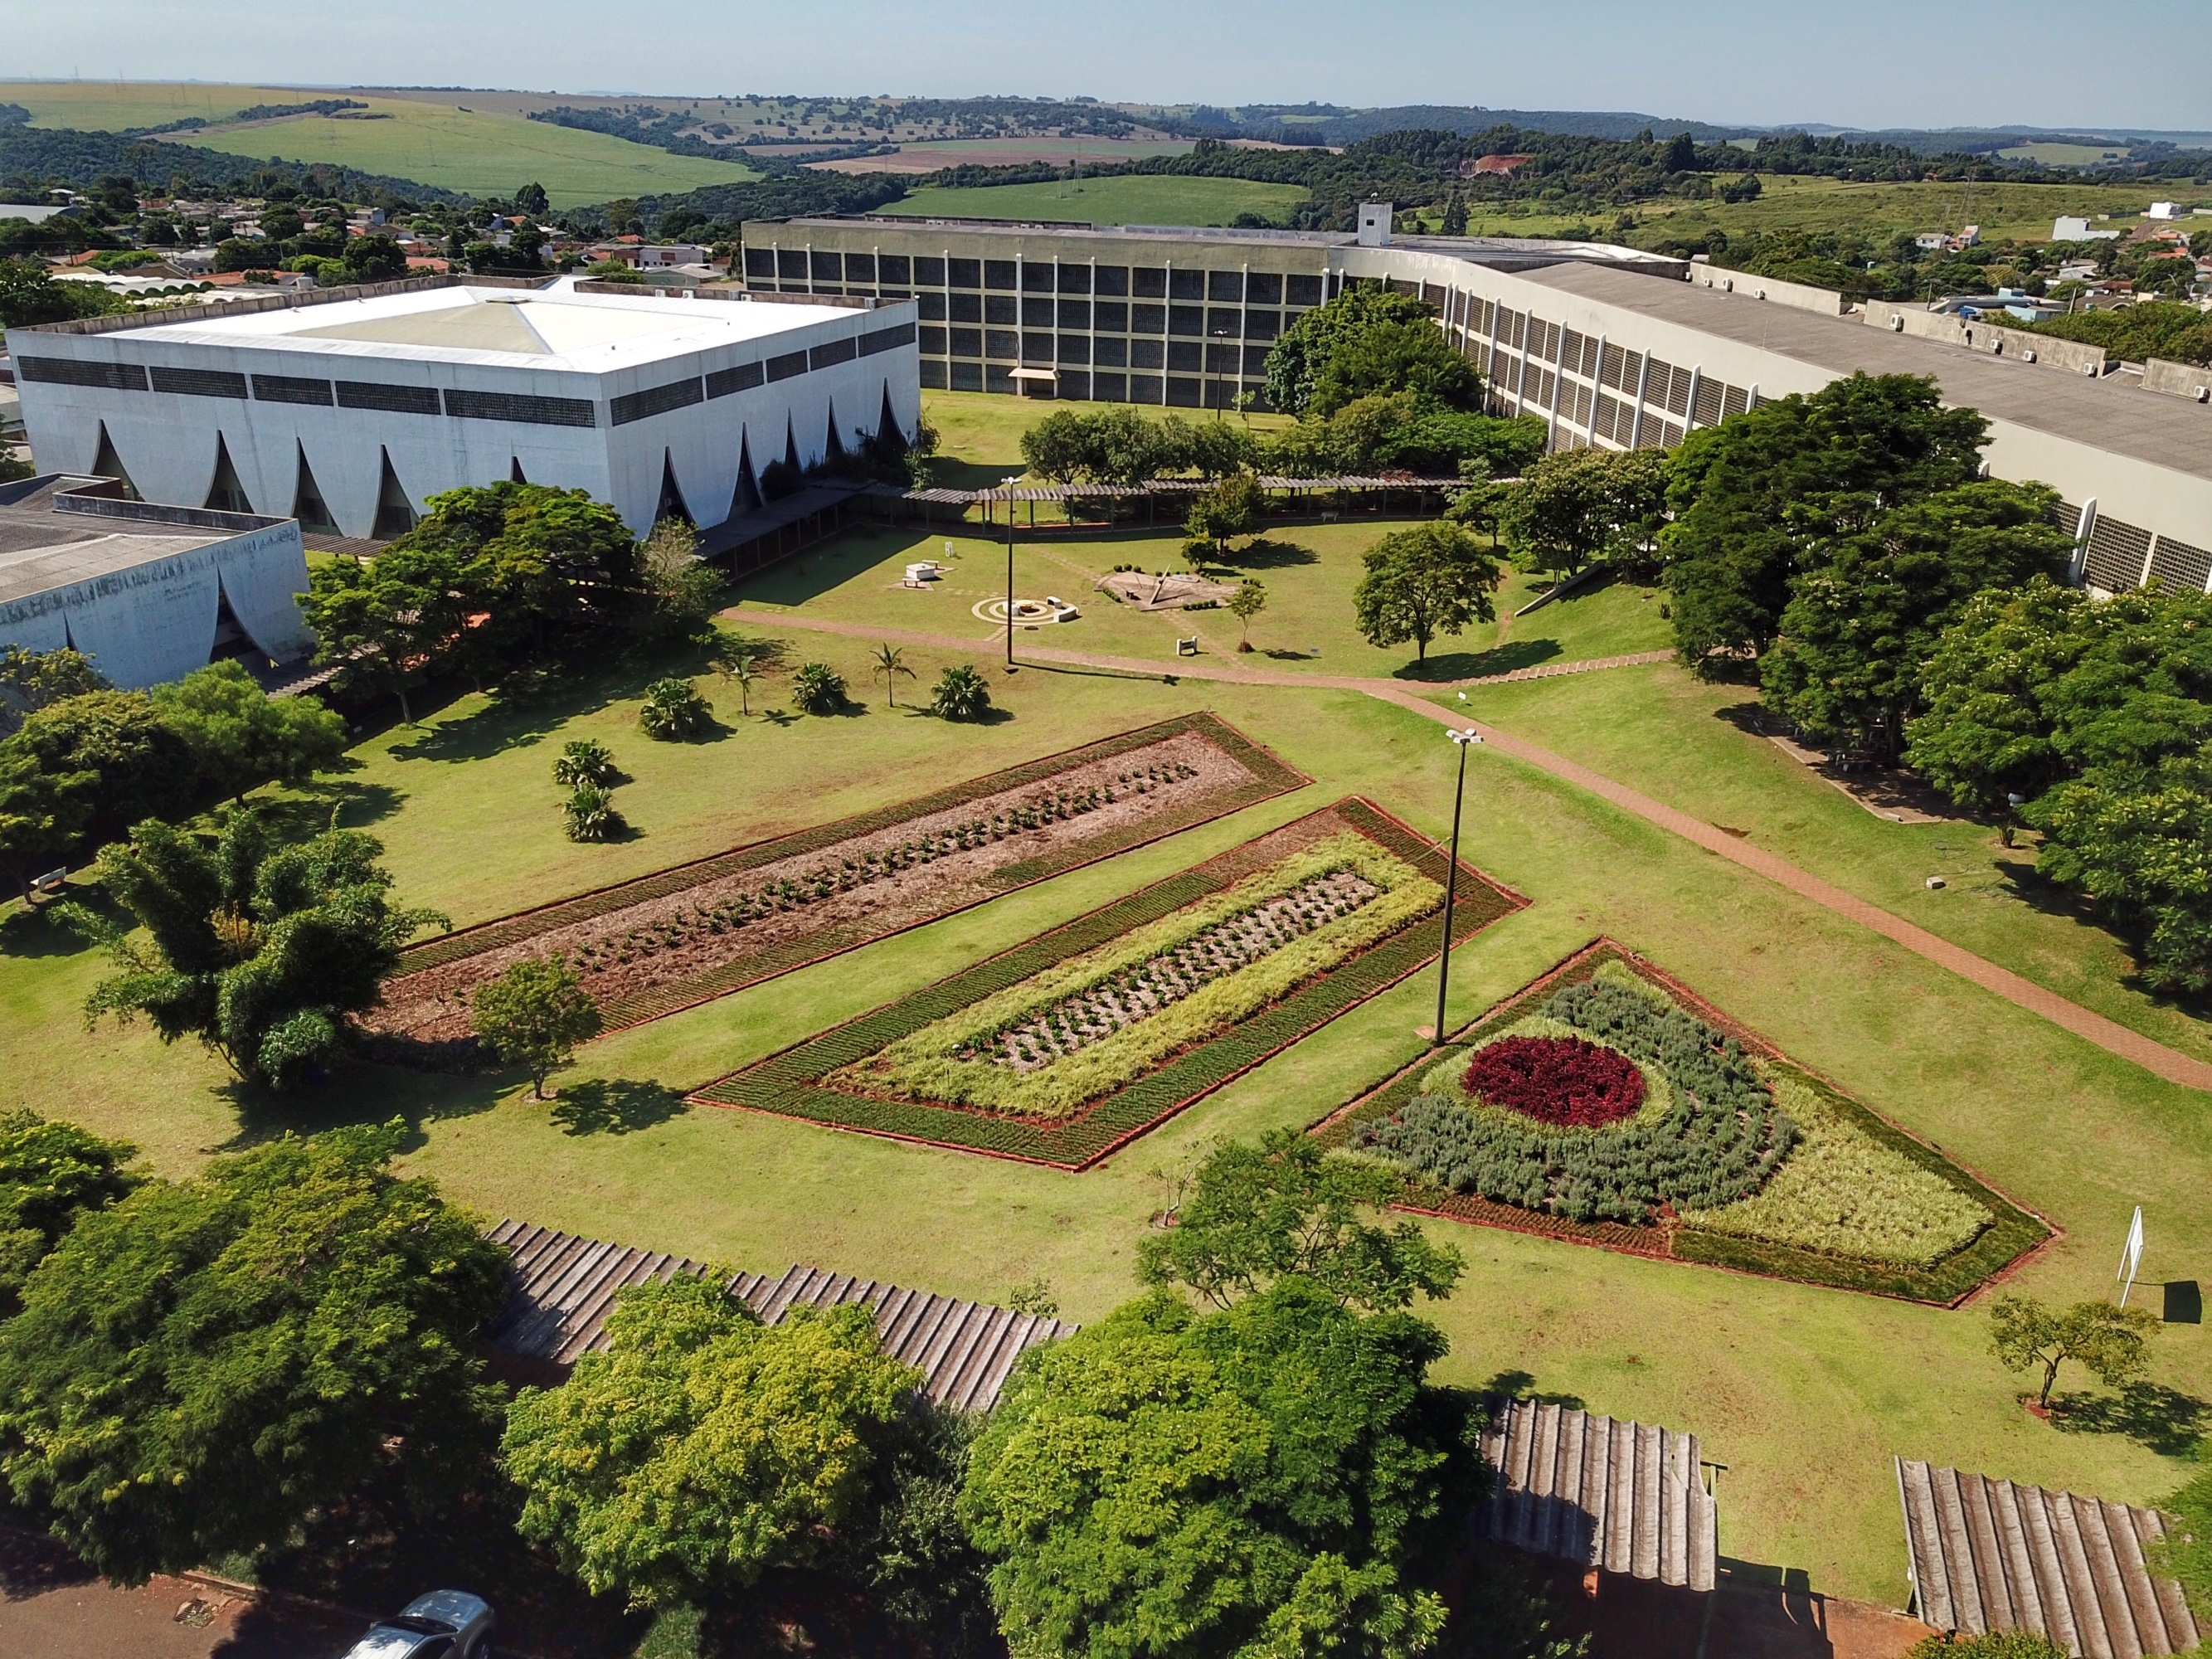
[11,278,921,542]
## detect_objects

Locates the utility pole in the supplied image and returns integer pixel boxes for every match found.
[1432,727,1482,1044]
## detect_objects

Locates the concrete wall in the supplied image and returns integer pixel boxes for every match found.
[2143,358,2212,401]
[1687,265,1846,316]
[1860,302,2108,375]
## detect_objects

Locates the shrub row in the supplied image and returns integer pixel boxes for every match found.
[1352,973,1797,1223]
[694,815,1511,1167]
[847,838,1439,1117]
[400,711,1304,972]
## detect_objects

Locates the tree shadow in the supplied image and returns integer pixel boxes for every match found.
[1480,1369,1588,1410]
[1217,537,1320,569]
[255,780,406,838]
[549,1078,689,1136]
[1393,640,1563,682]
[2050,1381,2209,1456]
[937,706,1015,727]
[0,888,121,958]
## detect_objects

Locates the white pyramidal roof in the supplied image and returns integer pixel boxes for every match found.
[112,285,842,372]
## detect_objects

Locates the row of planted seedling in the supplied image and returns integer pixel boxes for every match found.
[962,868,1381,1070]
[569,771,1199,971]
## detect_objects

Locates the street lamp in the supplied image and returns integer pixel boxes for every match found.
[1000,474,1020,671]
[1432,727,1483,1047]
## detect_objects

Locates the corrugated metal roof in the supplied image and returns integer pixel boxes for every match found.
[484,1220,1075,1412]
[1475,1397,1718,1591]
[1897,1459,2200,1658]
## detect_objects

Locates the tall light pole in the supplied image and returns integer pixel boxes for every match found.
[1432,727,1482,1047]
[1000,474,1019,671]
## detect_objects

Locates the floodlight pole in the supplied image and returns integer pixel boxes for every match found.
[1001,474,1020,670]
[1432,728,1482,1047]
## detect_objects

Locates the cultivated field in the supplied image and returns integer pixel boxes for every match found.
[810,136,1196,175]
[878,174,1312,226]
[2,387,2205,1608]
[0,80,757,206]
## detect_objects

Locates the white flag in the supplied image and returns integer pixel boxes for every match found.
[2117,1206,2144,1307]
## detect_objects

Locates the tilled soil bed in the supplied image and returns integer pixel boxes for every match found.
[367,713,1304,1062]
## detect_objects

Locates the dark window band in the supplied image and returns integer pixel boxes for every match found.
[149,366,247,400]
[337,379,440,416]
[705,362,765,398]
[16,357,148,391]
[609,377,704,426]
[860,322,915,355]
[445,387,596,428]
[766,350,808,382]
[808,337,857,371]
[251,373,334,406]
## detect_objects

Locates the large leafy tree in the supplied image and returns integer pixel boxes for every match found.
[67,815,446,1090]
[469,953,600,1097]
[1660,372,1988,671]
[1908,581,2212,985]
[959,1281,1461,1659]
[501,1275,919,1608]
[1499,447,1670,581]
[1265,287,1469,418]
[1987,1294,2161,1411]
[1352,521,1501,664]
[4,688,199,841]
[302,545,470,723]
[0,645,110,738]
[1758,480,2073,761]
[0,1122,508,1585]
[1140,1130,1463,1314]
[0,1111,139,1312]
[0,744,93,898]
[151,660,350,805]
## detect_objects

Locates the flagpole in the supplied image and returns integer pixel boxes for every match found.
[2117,1205,2144,1308]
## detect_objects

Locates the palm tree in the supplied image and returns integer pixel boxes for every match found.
[873,642,916,707]
[717,654,756,716]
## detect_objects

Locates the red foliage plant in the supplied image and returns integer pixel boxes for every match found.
[1463,1035,1645,1128]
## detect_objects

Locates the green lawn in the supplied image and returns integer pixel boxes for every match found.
[880,175,1311,227]
[0,81,758,207]
[1429,662,2212,1068]
[3,396,2208,1613]
[732,512,1673,681]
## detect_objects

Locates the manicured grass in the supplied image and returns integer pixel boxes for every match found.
[732,513,1673,680]
[881,176,1311,227]
[0,82,759,207]
[4,401,2209,1609]
[1436,662,2212,1066]
[6,661,2210,1603]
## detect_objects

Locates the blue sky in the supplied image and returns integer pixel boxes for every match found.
[13,0,2210,132]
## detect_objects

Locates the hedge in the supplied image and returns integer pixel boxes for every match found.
[689,799,1524,1169]
[1314,939,2052,1304]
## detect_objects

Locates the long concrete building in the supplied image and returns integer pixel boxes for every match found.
[12,275,921,542]
[741,212,2212,596]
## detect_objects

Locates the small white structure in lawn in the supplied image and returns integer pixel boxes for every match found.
[903,560,947,586]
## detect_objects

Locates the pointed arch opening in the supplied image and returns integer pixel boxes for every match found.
[289,443,338,534]
[654,450,694,528]
[371,448,416,540]
[876,382,908,453]
[728,431,762,518]
[90,422,139,500]
[510,456,528,484]
[204,433,254,515]
[822,399,846,467]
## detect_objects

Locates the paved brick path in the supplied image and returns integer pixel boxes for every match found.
[723,607,2212,1092]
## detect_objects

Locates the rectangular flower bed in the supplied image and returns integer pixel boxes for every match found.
[688,799,1526,1170]
[1314,939,2053,1304]
[368,712,1307,1060]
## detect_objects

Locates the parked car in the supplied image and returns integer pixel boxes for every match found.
[339,1590,496,1659]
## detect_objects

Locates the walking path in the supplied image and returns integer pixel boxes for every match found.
[723,607,2212,1091]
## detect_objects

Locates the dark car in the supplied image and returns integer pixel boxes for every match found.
[338,1590,496,1659]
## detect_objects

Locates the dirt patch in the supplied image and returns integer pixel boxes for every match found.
[1763,732,1963,825]
[369,732,1267,1054]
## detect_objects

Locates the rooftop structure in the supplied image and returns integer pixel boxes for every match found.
[0,473,312,688]
[12,275,921,539]
[1896,1457,2200,1657]
[1475,1396,1719,1592]
[484,1219,1077,1412]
